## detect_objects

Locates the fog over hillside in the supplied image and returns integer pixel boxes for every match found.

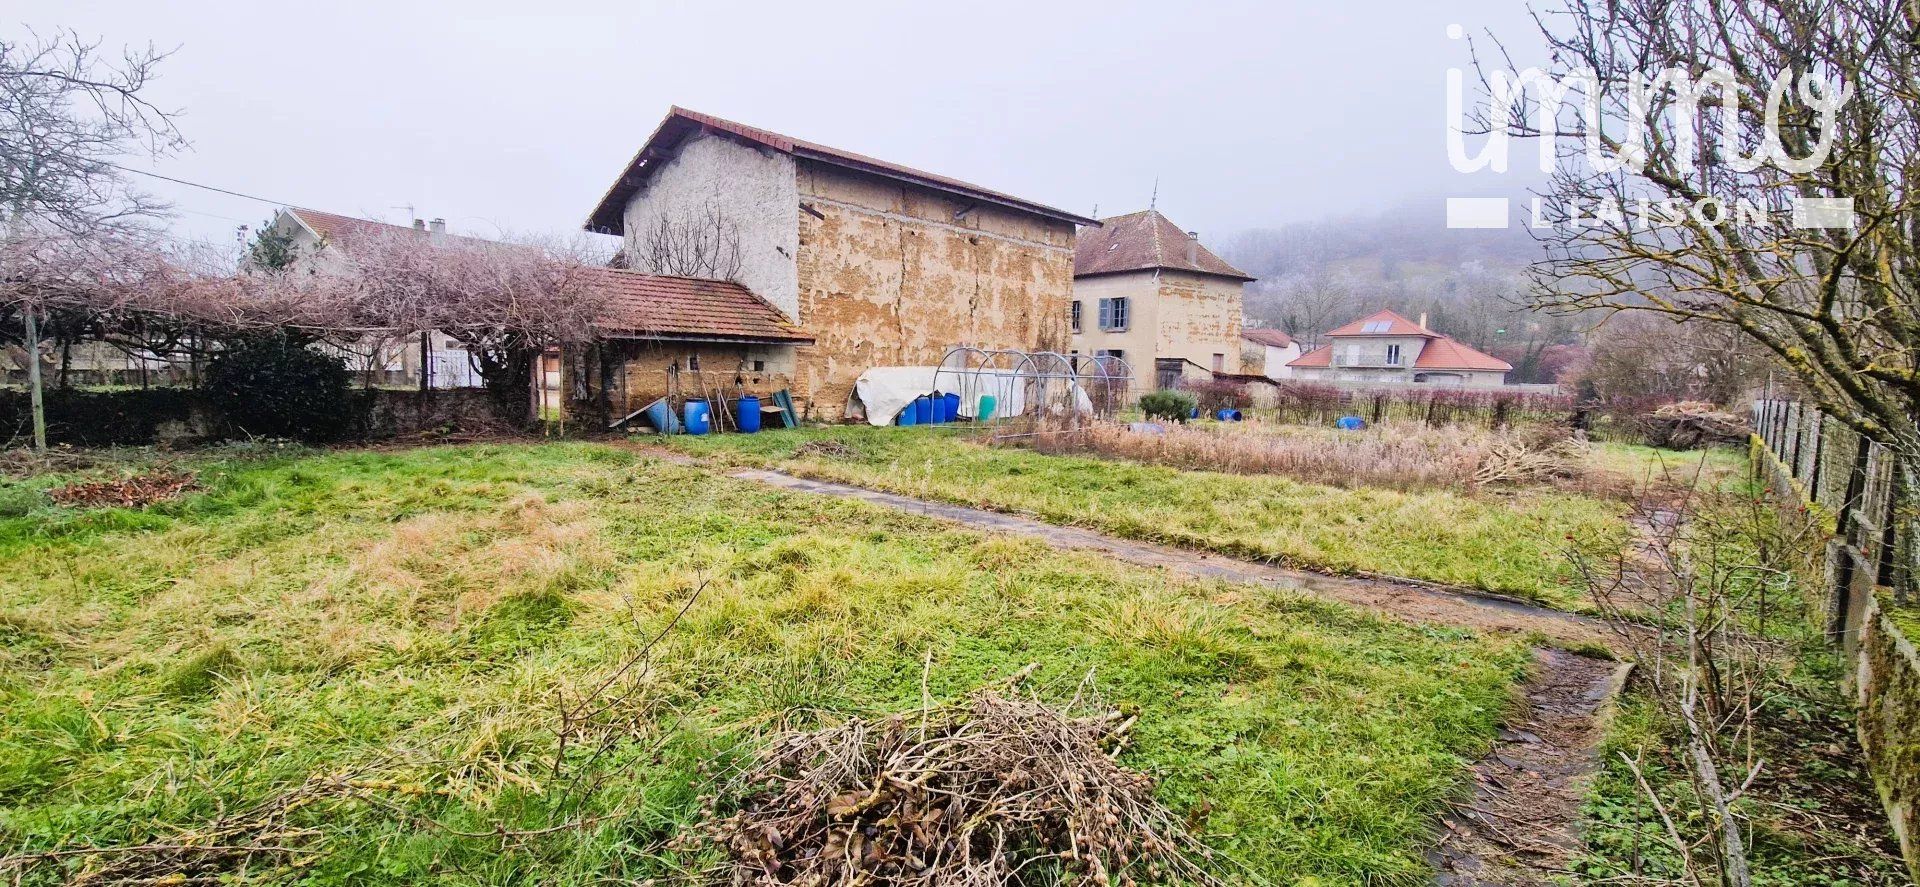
[1217,199,1579,383]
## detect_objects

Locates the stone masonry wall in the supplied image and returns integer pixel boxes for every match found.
[791,160,1076,418]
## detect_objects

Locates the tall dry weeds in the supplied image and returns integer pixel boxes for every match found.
[1030,419,1585,492]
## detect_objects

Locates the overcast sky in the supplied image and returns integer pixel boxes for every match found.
[18,1,1548,249]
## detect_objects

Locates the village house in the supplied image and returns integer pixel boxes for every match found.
[1068,210,1254,393]
[582,106,1097,419]
[1286,309,1512,386]
[1239,328,1301,380]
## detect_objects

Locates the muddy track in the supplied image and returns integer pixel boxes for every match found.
[1431,649,1632,885]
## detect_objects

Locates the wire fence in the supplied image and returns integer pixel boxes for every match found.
[1752,399,1913,614]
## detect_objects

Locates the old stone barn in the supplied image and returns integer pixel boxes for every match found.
[579,106,1097,421]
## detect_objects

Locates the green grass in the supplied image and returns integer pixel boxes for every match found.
[0,442,1532,885]
[1573,489,1909,885]
[663,426,1631,608]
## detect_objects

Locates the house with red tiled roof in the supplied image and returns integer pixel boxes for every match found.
[1068,210,1254,392]
[1285,309,1512,386]
[584,106,1097,419]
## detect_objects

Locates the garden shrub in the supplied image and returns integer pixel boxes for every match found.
[205,334,356,442]
[1140,390,1198,423]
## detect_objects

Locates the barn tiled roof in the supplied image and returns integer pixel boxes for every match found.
[1240,328,1295,348]
[585,106,1098,234]
[589,269,812,344]
[1073,210,1254,281]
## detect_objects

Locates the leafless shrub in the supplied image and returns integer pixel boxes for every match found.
[678,674,1232,887]
[1565,474,1834,885]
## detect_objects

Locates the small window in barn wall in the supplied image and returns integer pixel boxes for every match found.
[1211,353,1225,372]
[751,359,765,372]
[1070,301,1082,333]
[687,354,701,371]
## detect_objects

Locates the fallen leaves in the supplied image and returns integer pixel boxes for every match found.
[47,469,199,508]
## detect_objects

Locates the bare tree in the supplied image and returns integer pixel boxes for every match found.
[1,28,184,450]
[1470,0,1920,597]
[1253,268,1353,350]
[630,201,743,281]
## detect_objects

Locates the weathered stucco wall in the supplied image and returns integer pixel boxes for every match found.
[618,132,802,318]
[610,340,798,415]
[791,160,1075,417]
[1068,272,1160,392]
[1153,271,1243,375]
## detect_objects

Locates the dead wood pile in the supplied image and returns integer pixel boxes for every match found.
[680,682,1232,887]
[1641,401,1747,450]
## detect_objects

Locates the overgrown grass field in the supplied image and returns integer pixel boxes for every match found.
[0,443,1532,885]
[664,426,1671,608]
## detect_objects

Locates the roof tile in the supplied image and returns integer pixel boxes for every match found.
[1074,210,1253,280]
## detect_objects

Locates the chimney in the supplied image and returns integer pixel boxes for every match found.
[429,218,447,236]
[412,219,426,231]
[1185,231,1199,264]
[1417,312,1429,330]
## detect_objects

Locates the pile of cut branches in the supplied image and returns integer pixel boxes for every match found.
[680,681,1231,887]
[47,469,198,508]
[1474,435,1587,487]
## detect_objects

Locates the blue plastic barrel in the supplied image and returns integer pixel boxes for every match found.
[642,398,680,434]
[1216,408,1243,422]
[684,400,712,435]
[915,395,934,425]
[897,403,919,426]
[736,395,762,433]
[941,392,960,423]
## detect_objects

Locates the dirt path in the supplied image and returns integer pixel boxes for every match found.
[1430,649,1632,885]
[729,467,1623,649]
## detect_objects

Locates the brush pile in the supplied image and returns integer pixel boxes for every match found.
[1473,427,1589,487]
[47,469,199,508]
[681,686,1229,887]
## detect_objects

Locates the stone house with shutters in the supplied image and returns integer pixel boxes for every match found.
[1067,210,1255,393]
[581,106,1097,419]
[1285,309,1513,386]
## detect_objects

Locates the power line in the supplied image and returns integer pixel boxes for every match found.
[103,161,301,209]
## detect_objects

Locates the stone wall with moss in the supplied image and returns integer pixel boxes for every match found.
[1855,595,1920,878]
